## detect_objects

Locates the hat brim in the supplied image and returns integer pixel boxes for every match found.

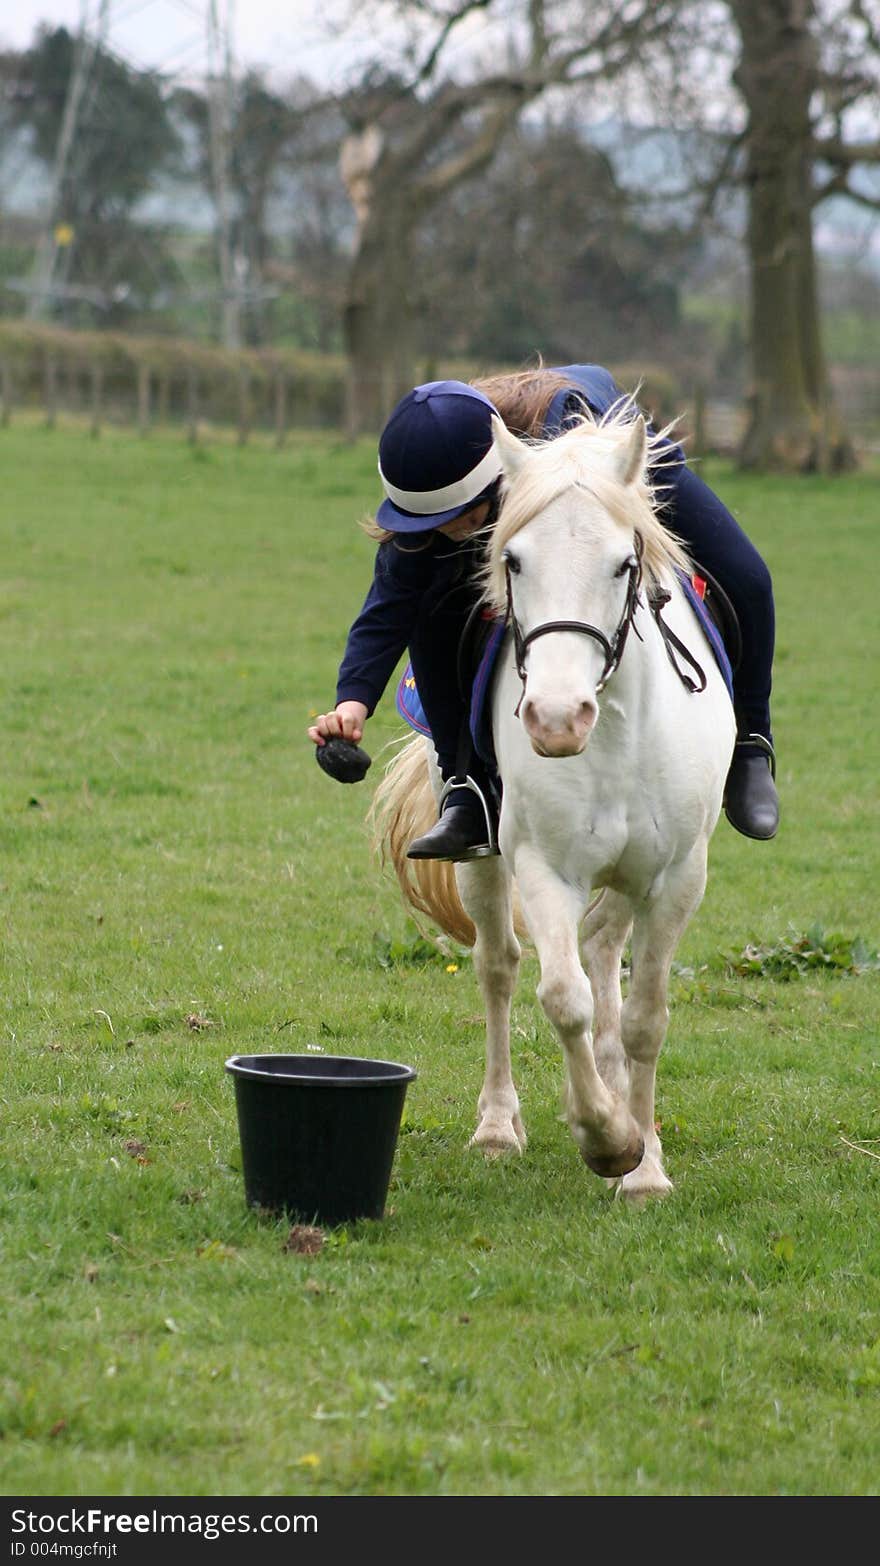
[376,484,497,535]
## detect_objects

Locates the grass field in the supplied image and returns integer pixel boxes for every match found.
[1,421,879,1498]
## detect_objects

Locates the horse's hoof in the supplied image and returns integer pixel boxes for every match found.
[470,1121,527,1157]
[582,1136,645,1179]
[617,1162,673,1203]
[473,1138,521,1160]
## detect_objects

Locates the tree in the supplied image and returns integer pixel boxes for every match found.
[337,0,680,434]
[174,71,321,346]
[418,120,699,368]
[726,0,879,469]
[12,27,180,325]
[587,0,880,470]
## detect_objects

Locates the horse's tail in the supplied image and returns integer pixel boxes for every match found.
[368,735,477,948]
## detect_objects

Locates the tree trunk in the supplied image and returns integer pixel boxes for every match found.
[340,126,425,438]
[343,204,419,438]
[731,0,855,471]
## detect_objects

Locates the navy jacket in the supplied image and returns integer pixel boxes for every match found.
[335,529,479,716]
[336,364,773,735]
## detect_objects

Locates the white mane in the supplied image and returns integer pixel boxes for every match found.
[482,404,691,613]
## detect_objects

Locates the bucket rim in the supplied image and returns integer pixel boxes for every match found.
[224,1052,418,1087]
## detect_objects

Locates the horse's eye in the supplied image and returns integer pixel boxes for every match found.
[503,551,521,576]
[615,555,637,578]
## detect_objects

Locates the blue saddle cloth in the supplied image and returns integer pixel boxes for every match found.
[396,576,734,766]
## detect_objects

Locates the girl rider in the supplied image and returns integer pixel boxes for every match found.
[308,367,779,856]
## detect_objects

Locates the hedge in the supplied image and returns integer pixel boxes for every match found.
[0,320,684,442]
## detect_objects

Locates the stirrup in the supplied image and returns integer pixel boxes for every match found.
[735,733,776,779]
[438,774,498,857]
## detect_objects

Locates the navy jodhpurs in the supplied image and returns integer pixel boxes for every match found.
[663,464,774,742]
[407,579,495,795]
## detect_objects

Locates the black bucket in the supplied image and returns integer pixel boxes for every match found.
[225,1053,417,1226]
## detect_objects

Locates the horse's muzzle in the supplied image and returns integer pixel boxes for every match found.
[521,695,597,757]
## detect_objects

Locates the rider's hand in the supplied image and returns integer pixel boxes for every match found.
[308,701,368,747]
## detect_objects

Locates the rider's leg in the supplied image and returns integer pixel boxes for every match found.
[405,606,499,862]
[661,464,779,839]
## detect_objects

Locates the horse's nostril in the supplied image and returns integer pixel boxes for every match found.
[522,696,595,741]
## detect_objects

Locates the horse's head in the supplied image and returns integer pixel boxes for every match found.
[486,411,674,759]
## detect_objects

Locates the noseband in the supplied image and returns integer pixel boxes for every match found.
[506,531,645,715]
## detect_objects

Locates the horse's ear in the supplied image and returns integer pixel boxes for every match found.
[492,415,529,480]
[617,416,648,487]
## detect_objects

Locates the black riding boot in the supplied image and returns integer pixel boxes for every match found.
[723,735,779,840]
[407,782,499,863]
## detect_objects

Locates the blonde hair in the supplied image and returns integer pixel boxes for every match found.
[359,514,433,549]
[470,366,575,438]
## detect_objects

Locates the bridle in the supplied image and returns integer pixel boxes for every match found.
[505,530,646,715]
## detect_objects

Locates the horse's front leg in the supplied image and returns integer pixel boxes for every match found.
[617,846,709,1202]
[455,856,525,1155]
[580,889,633,1099]
[516,849,643,1178]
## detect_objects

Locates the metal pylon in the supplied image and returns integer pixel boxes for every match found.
[25,0,112,320]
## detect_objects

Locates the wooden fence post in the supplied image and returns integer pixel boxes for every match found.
[186,367,199,445]
[274,371,287,450]
[44,355,58,429]
[691,383,707,460]
[137,364,151,436]
[0,361,13,427]
[90,362,104,438]
[236,366,251,446]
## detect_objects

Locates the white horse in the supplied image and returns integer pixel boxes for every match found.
[371,407,736,1200]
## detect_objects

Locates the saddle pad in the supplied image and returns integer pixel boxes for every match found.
[395,574,734,759]
[395,669,432,738]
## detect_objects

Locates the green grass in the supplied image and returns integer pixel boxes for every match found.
[1,421,879,1497]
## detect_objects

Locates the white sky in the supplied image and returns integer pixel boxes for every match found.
[0,1,397,88]
[1,3,737,123]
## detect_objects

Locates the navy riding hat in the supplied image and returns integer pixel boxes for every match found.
[377,380,503,534]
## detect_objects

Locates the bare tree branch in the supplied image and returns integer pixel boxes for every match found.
[415,92,523,202]
[849,0,880,56]
[815,134,880,164]
[813,171,880,209]
[411,0,495,87]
